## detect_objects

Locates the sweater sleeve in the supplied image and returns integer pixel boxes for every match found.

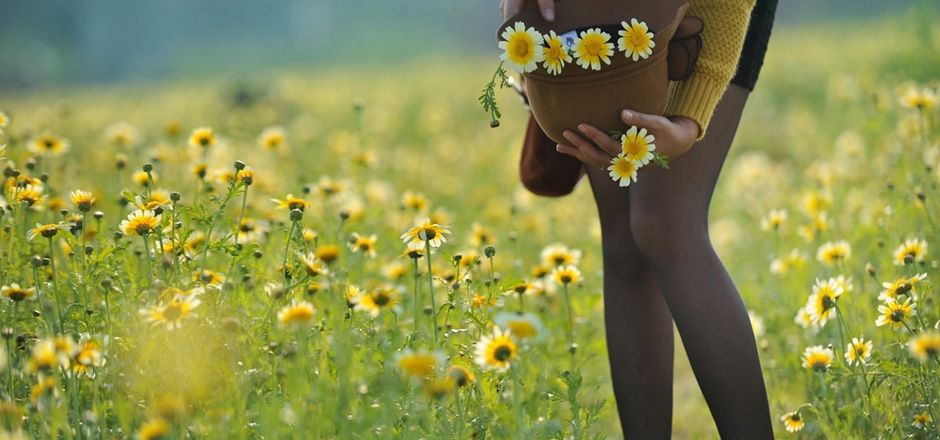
[662,0,756,139]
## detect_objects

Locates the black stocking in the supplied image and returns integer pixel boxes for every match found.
[586,84,773,439]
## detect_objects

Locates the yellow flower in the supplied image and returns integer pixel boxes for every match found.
[875,298,916,329]
[474,327,518,372]
[552,264,581,285]
[899,85,937,110]
[191,269,226,287]
[912,412,933,429]
[468,222,496,247]
[296,252,330,277]
[28,133,70,156]
[104,121,139,148]
[396,349,443,380]
[400,218,450,248]
[494,312,545,342]
[446,365,475,389]
[760,209,788,231]
[805,278,843,326]
[1,283,36,302]
[69,190,96,212]
[0,111,8,133]
[573,28,613,71]
[816,240,851,266]
[908,331,940,363]
[793,306,814,329]
[348,232,378,258]
[28,339,68,373]
[844,337,872,365]
[498,21,545,73]
[188,127,216,148]
[140,295,201,330]
[608,154,638,187]
[71,335,104,379]
[770,249,807,275]
[540,243,583,267]
[27,222,63,241]
[541,30,572,75]
[12,184,45,208]
[780,411,804,433]
[120,209,161,236]
[879,273,927,301]
[277,300,316,329]
[353,287,401,317]
[271,194,310,212]
[801,345,833,372]
[401,191,428,212]
[138,418,171,440]
[258,126,286,151]
[893,238,927,266]
[315,244,341,264]
[618,18,655,61]
[621,126,656,165]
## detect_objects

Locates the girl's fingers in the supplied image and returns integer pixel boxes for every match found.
[576,123,622,157]
[559,130,614,169]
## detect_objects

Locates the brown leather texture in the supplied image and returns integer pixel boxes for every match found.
[500,0,702,197]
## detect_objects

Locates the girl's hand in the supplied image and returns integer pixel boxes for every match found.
[556,110,700,170]
[501,0,555,21]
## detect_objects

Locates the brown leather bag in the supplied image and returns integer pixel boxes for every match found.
[501,0,703,197]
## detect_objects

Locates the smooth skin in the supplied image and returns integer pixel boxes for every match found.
[500,1,774,438]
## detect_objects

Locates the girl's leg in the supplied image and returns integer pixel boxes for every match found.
[586,84,773,438]
[631,84,772,438]
[585,176,675,439]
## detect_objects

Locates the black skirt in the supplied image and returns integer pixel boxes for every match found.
[730,0,777,90]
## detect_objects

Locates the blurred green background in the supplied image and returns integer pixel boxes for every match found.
[0,0,929,89]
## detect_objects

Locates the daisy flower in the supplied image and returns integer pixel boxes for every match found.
[139,418,171,440]
[296,252,330,277]
[400,218,450,248]
[396,348,444,380]
[573,28,614,70]
[499,22,545,73]
[104,121,139,148]
[620,126,656,165]
[1,283,36,302]
[541,243,583,267]
[816,239,851,266]
[401,191,428,212]
[912,412,933,429]
[348,232,378,258]
[350,286,401,318]
[446,365,475,389]
[314,244,341,264]
[28,133,70,156]
[494,312,546,343]
[188,127,216,148]
[27,222,64,241]
[879,273,927,301]
[69,190,96,212]
[608,154,639,187]
[71,335,104,379]
[805,278,843,326]
[618,18,655,61]
[0,111,8,133]
[907,331,940,363]
[900,85,937,110]
[844,337,873,365]
[474,327,518,372]
[541,30,572,75]
[893,237,927,266]
[552,264,582,285]
[191,269,226,287]
[140,295,201,330]
[277,300,316,329]
[793,306,815,329]
[801,345,834,372]
[875,298,916,329]
[780,411,804,433]
[759,209,788,231]
[258,126,286,151]
[271,193,310,212]
[120,209,161,236]
[12,184,45,208]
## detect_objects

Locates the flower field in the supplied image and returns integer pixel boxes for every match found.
[0,13,939,439]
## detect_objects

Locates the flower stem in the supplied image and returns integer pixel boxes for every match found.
[425,239,438,345]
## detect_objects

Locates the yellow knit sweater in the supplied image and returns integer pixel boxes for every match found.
[662,0,757,138]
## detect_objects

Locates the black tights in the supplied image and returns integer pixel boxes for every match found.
[585,85,774,439]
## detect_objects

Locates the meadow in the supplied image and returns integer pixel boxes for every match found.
[0,11,938,439]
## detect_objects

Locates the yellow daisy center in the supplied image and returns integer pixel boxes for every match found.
[508,32,535,65]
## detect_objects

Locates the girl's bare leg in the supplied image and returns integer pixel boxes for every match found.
[586,84,773,439]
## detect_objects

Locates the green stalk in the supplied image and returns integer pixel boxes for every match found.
[425,239,438,345]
